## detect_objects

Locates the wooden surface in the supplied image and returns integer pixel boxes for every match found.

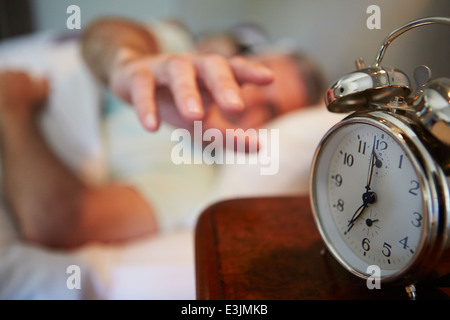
[195,196,450,300]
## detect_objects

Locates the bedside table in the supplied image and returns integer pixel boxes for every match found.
[195,196,450,300]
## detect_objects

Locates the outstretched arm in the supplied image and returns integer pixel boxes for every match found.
[81,17,160,84]
[81,17,274,135]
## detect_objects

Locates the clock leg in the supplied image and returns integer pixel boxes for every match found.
[405,284,417,300]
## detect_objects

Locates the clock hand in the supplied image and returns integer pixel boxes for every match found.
[346,192,377,233]
[365,152,375,191]
[365,218,379,227]
[373,151,382,168]
[365,136,377,191]
[347,203,368,229]
[347,136,381,234]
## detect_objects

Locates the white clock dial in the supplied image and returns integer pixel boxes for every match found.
[312,121,427,278]
[328,124,424,269]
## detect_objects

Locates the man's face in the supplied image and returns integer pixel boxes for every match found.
[231,54,308,129]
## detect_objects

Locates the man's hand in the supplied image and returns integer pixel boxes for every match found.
[109,51,274,132]
[81,17,274,150]
[0,70,49,124]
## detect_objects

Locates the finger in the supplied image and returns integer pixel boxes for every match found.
[165,56,204,121]
[194,54,245,113]
[229,56,274,85]
[129,70,159,132]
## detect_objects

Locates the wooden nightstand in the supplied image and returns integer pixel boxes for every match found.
[195,196,450,300]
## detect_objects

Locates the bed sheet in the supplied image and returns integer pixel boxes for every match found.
[0,107,344,300]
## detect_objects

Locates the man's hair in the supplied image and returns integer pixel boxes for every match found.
[196,22,328,107]
[228,23,327,106]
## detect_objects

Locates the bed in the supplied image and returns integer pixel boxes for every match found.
[0,31,344,299]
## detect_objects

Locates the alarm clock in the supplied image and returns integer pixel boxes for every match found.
[310,17,450,299]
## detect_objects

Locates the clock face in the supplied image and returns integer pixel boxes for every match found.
[312,120,427,279]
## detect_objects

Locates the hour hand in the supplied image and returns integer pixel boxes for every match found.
[346,192,376,233]
[346,202,367,233]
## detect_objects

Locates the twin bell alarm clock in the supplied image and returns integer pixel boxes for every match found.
[310,17,450,299]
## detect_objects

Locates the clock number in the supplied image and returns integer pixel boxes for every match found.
[332,174,343,187]
[398,154,404,169]
[362,238,371,252]
[343,152,354,167]
[382,242,392,257]
[399,237,409,250]
[408,180,420,196]
[411,212,422,228]
[358,140,367,154]
[335,199,344,212]
[375,139,388,151]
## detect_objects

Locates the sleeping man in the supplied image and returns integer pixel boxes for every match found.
[0,16,331,249]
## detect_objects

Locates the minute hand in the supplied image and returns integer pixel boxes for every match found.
[347,138,378,233]
[365,141,376,191]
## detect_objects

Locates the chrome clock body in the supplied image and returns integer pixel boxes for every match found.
[309,17,450,297]
[310,110,449,285]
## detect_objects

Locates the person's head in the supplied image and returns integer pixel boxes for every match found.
[195,22,269,59]
[195,24,326,129]
[229,51,326,129]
